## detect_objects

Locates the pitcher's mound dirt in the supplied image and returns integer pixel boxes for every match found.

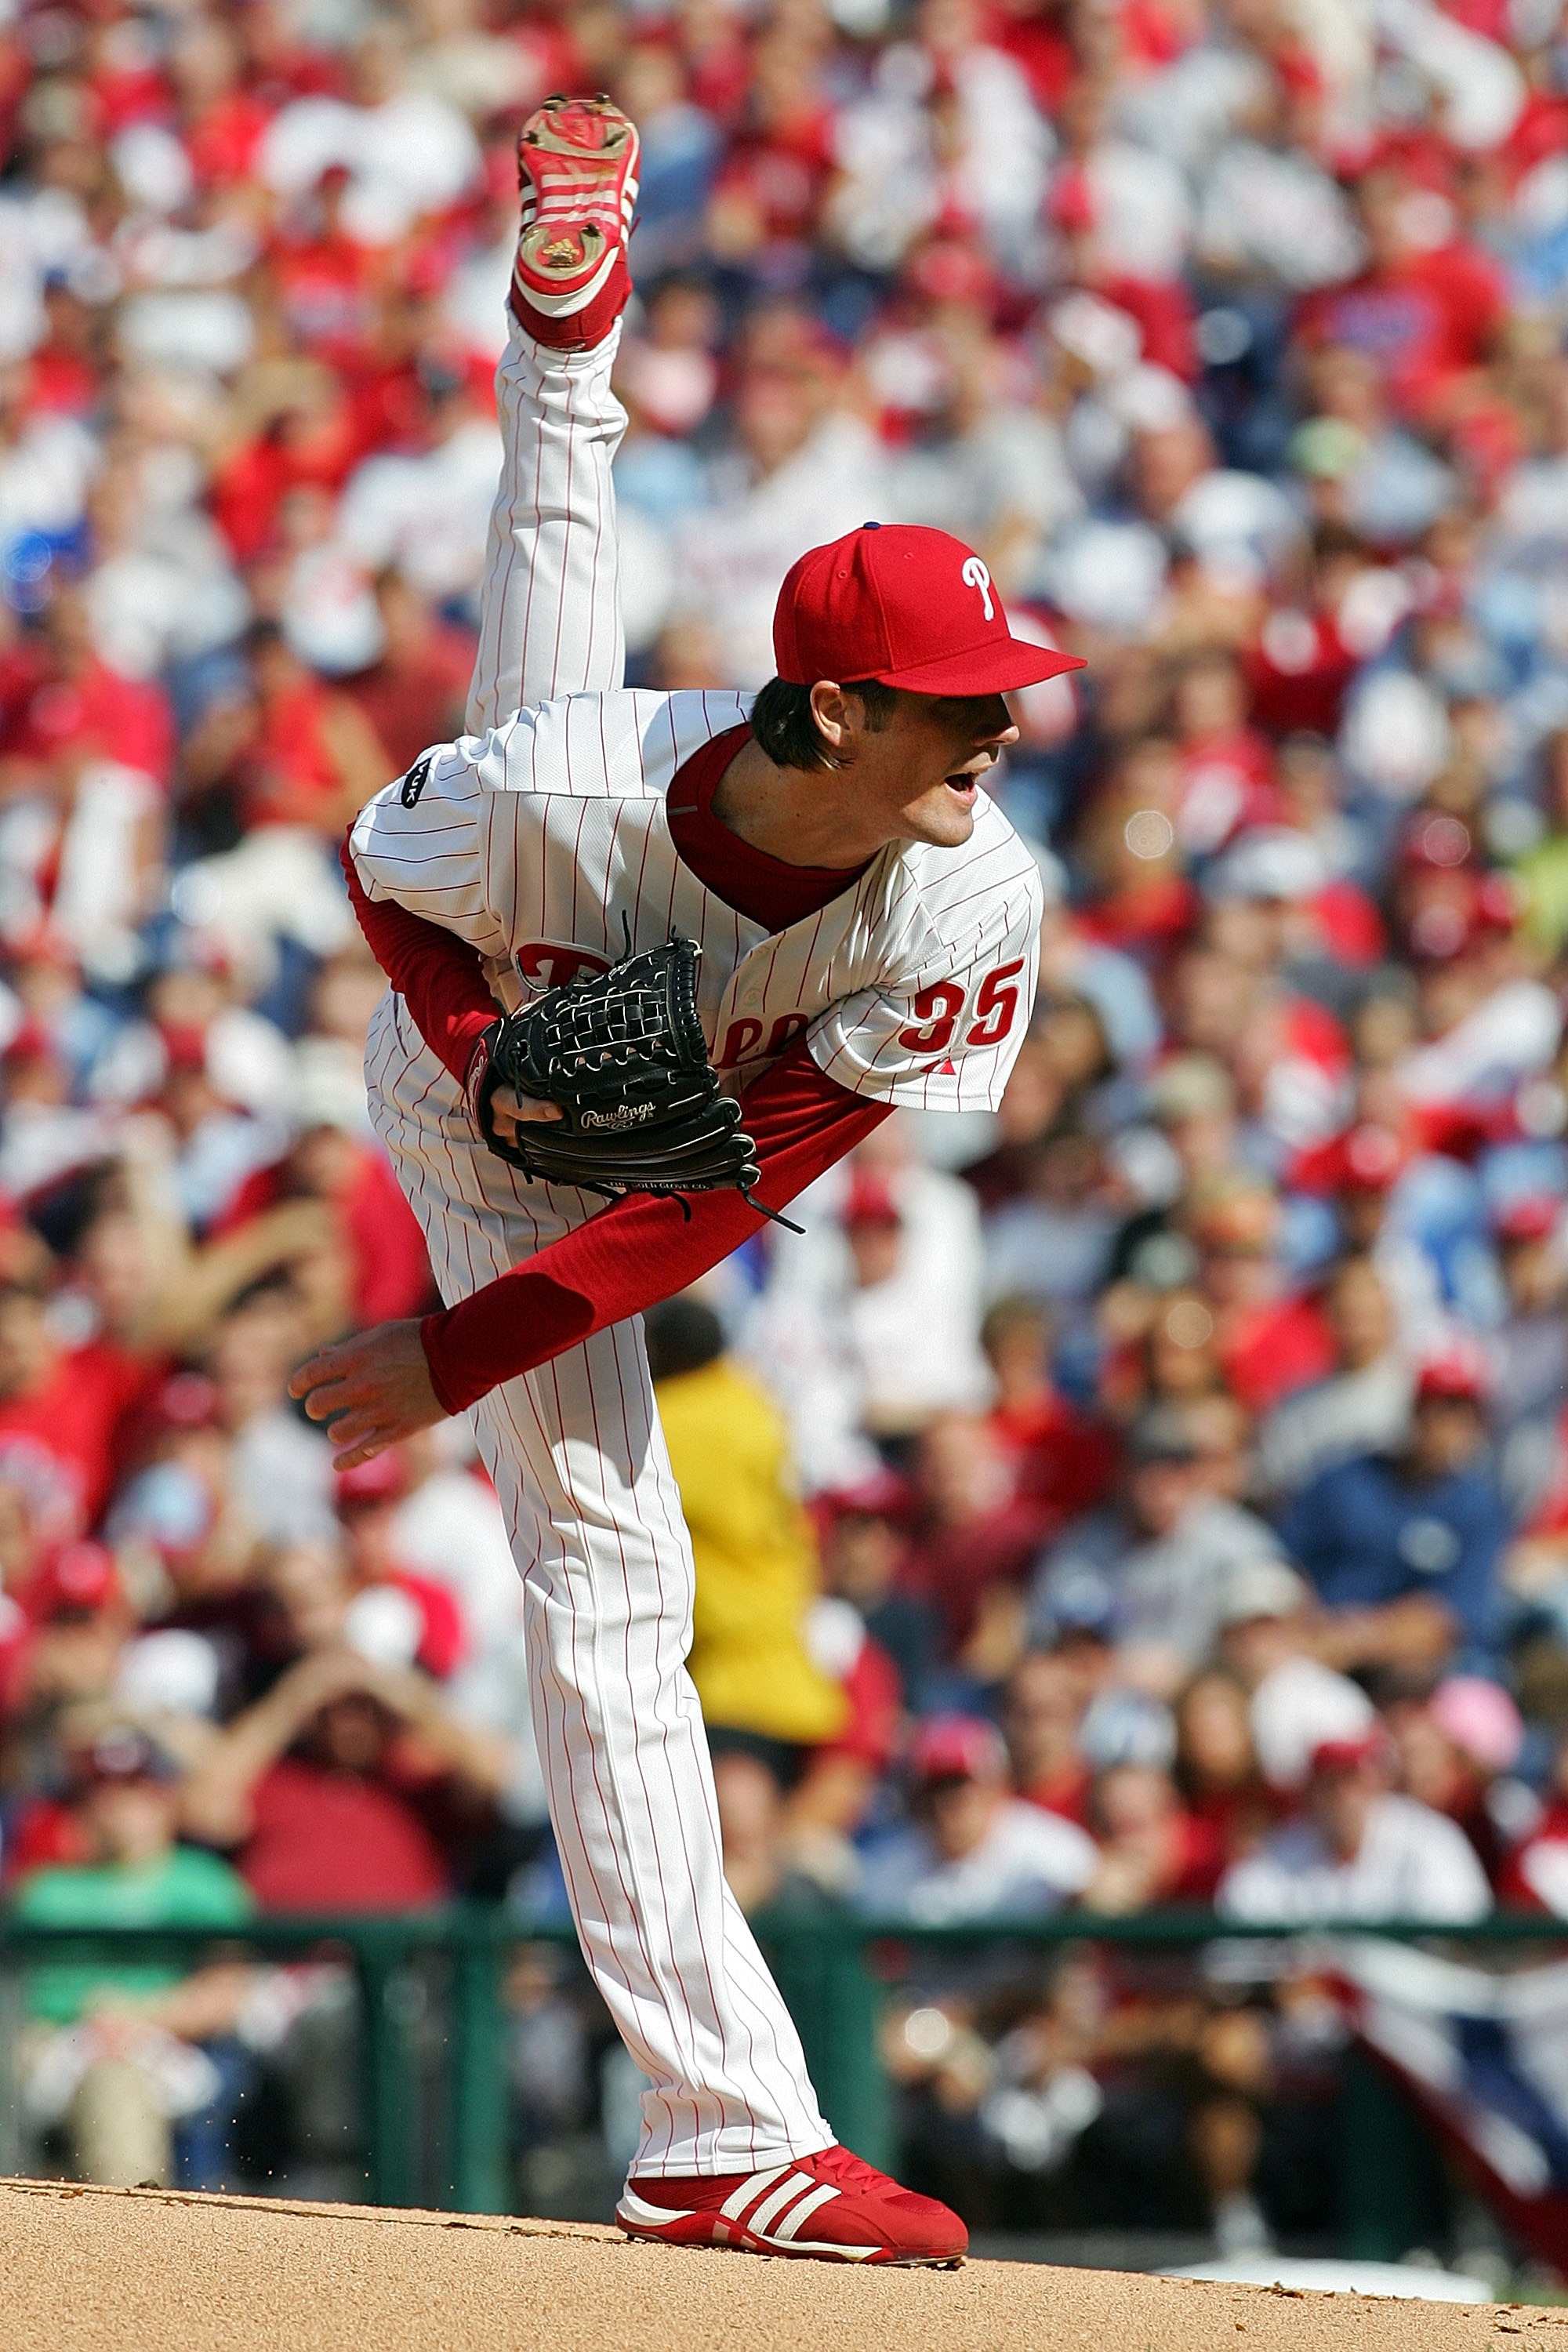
[0,2175,1555,2352]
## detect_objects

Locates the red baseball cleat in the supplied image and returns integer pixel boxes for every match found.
[615,2143,967,2267]
[510,94,639,347]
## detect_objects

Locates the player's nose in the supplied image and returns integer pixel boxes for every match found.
[974,695,1019,750]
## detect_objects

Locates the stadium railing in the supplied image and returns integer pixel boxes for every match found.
[2,1906,1564,2216]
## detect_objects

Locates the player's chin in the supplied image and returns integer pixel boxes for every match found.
[904,780,980,847]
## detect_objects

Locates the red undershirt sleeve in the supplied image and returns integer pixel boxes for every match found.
[419,1042,890,1414]
[341,833,495,1082]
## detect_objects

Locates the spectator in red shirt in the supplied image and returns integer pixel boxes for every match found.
[979,1295,1119,1520]
[815,1474,941,1714]
[5,1543,131,1758]
[989,0,1076,109]
[1,1544,140,1882]
[1082,1759,1225,1910]
[215,1102,431,1331]
[901,1410,1054,1670]
[1167,650,1280,859]
[0,1286,158,1535]
[1003,1645,1093,1827]
[266,168,389,370]
[183,622,389,841]
[9,590,173,789]
[1072,736,1199,963]
[1174,1668,1277,1880]
[1296,167,1508,423]
[23,284,100,419]
[208,380,365,568]
[180,1643,509,1911]
[707,28,836,271]
[333,1450,465,1680]
[169,14,275,187]
[346,571,475,777]
[1185,1179,1337,1416]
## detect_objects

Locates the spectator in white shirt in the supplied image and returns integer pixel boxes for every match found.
[260,25,480,249]
[1215,1555,1377,1791]
[739,1123,990,1484]
[1256,1255,1413,1502]
[336,376,501,615]
[855,1715,1098,1926]
[1031,1404,1288,1688]
[1218,1730,1491,1925]
[670,351,891,687]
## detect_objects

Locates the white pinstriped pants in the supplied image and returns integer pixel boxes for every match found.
[364,321,833,2177]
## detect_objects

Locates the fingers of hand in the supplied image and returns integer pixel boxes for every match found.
[318,1403,379,1451]
[491,1086,563,1134]
[287,1343,374,1421]
[328,1421,395,1469]
[287,1352,346,1409]
[291,1379,354,1426]
[332,1443,385,1471]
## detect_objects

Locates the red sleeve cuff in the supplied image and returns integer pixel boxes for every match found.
[421,1276,596,1416]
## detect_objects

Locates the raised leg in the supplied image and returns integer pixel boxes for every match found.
[465,320,629,735]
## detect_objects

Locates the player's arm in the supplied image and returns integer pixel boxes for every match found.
[343,833,562,1145]
[335,829,886,1446]
[343,837,498,1066]
[304,831,1040,1457]
[347,735,527,960]
[289,1042,888,1461]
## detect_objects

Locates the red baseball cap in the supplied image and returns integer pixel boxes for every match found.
[1416,1346,1490,1406]
[813,1466,911,1523]
[908,1713,1008,1787]
[1308,1731,1387,1778]
[843,1171,901,1231]
[335,1449,411,1509]
[1335,1122,1410,1195]
[1495,1194,1561,1243]
[773,523,1087,699]
[27,1541,122,1623]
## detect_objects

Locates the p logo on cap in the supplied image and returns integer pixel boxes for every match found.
[960,556,994,620]
[772,523,1084,700]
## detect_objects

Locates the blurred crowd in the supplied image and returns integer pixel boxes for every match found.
[2,0,1568,2249]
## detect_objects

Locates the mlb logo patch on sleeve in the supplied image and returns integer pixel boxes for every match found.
[400,757,432,808]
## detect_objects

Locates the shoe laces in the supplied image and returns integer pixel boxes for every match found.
[806,2144,890,2193]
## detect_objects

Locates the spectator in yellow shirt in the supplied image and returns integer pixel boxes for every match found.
[647,1298,848,1780]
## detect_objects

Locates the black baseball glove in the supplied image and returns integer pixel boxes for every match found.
[465,933,792,1222]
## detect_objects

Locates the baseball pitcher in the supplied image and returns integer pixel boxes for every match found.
[290,94,1083,2265]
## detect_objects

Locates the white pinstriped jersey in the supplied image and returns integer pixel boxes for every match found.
[349,686,1044,1112]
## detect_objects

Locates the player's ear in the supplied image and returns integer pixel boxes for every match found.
[808,680,851,762]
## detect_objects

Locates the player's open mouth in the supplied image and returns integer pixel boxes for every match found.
[944,774,980,799]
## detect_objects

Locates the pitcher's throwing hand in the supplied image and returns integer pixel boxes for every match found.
[289,1320,445,1468]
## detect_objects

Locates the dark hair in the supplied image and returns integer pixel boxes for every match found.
[980,1294,1050,1355]
[749,676,898,772]
[644,1297,725,1381]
